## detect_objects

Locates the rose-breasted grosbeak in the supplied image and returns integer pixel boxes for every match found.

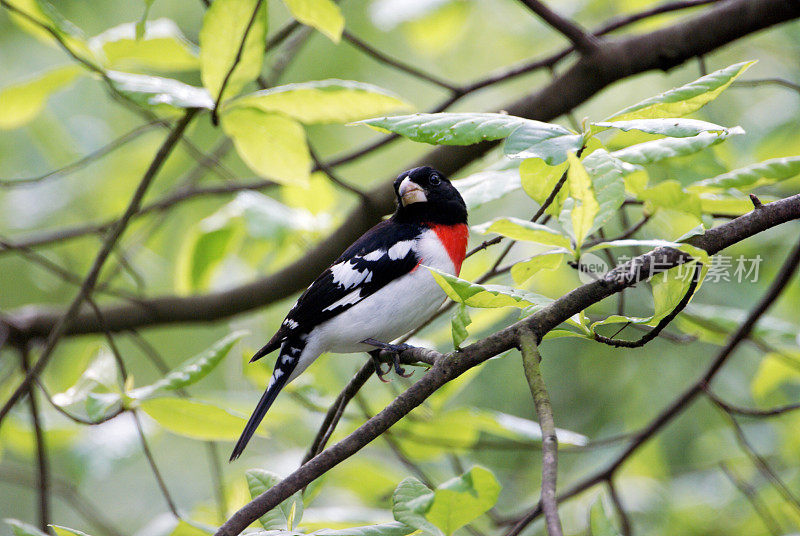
[230,166,468,460]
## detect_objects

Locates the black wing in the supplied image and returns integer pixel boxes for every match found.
[251,220,422,361]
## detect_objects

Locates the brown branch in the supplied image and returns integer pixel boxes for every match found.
[20,346,50,533]
[132,410,181,518]
[518,0,600,52]
[606,480,632,536]
[519,331,562,536]
[0,109,198,424]
[719,462,782,536]
[703,389,800,418]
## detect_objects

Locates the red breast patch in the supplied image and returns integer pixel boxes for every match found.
[430,223,469,275]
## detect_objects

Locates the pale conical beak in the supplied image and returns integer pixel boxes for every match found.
[398,177,427,206]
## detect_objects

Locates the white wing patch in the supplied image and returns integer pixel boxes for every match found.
[323,289,363,311]
[363,249,385,261]
[283,318,299,329]
[330,260,373,289]
[388,240,415,260]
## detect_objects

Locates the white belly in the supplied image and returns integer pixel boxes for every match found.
[312,228,456,354]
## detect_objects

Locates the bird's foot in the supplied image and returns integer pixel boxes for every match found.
[363,338,415,379]
[368,350,392,382]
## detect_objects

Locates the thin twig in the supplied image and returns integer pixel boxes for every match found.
[719,462,782,536]
[20,346,51,532]
[517,0,600,52]
[131,410,181,517]
[607,480,632,536]
[519,330,562,536]
[308,145,369,199]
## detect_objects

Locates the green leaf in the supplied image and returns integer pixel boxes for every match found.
[168,521,214,536]
[473,217,572,249]
[0,66,81,129]
[425,467,501,535]
[176,220,239,293]
[589,499,621,536]
[607,61,755,120]
[5,0,93,58]
[594,118,739,138]
[228,79,410,123]
[246,469,304,530]
[89,19,199,72]
[698,193,771,216]
[200,0,267,103]
[453,168,522,209]
[689,156,800,192]
[130,331,247,400]
[392,478,439,536]
[580,149,629,235]
[510,252,566,285]
[451,303,471,350]
[427,266,552,310]
[52,346,122,420]
[638,180,702,219]
[561,152,599,249]
[51,525,93,536]
[357,113,581,164]
[611,130,742,165]
[5,519,49,536]
[107,70,213,109]
[752,352,800,403]
[519,157,569,216]
[221,107,311,185]
[313,523,417,536]
[139,397,256,441]
[282,0,344,42]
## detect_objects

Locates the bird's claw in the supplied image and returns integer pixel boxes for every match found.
[364,339,416,380]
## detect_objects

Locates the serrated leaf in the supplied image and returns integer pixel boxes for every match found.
[519,157,569,216]
[228,79,410,123]
[425,467,501,535]
[221,108,311,185]
[140,397,256,441]
[130,331,246,399]
[5,519,49,536]
[200,0,267,103]
[473,217,572,249]
[607,61,755,121]
[282,0,344,42]
[427,266,552,310]
[589,499,621,536]
[0,65,81,129]
[107,70,213,109]
[89,19,199,72]
[510,252,566,285]
[611,130,741,165]
[562,152,599,249]
[357,113,580,164]
[594,118,739,138]
[246,469,304,530]
[451,303,471,350]
[689,156,800,192]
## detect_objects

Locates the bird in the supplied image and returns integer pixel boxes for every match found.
[229,166,469,461]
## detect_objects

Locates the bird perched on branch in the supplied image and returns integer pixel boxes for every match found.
[230,166,468,460]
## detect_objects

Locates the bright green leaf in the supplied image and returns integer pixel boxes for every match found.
[752,352,800,403]
[221,108,311,185]
[5,0,93,58]
[611,130,742,165]
[453,168,522,210]
[0,66,81,129]
[168,521,214,536]
[107,70,213,109]
[689,156,800,192]
[427,266,552,310]
[176,220,239,293]
[200,0,267,103]
[51,525,93,536]
[312,523,417,536]
[607,61,755,120]
[594,118,740,138]
[425,467,501,535]
[228,79,410,123]
[519,157,569,216]
[139,397,256,441]
[581,149,629,235]
[130,331,247,399]
[357,113,580,164]
[90,19,199,72]
[473,217,572,249]
[510,252,566,285]
[246,469,304,530]
[638,180,702,219]
[282,0,344,42]
[563,152,599,249]
[451,303,471,350]
[392,478,439,536]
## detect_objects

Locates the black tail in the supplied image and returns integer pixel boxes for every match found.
[230,339,304,461]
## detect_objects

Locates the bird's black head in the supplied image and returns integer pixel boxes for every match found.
[391,166,467,225]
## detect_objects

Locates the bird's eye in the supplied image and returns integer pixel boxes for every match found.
[429,174,441,185]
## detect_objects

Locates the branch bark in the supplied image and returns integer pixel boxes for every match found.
[5,0,797,344]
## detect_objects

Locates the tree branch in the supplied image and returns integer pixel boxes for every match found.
[519,331,562,536]
[517,0,600,52]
